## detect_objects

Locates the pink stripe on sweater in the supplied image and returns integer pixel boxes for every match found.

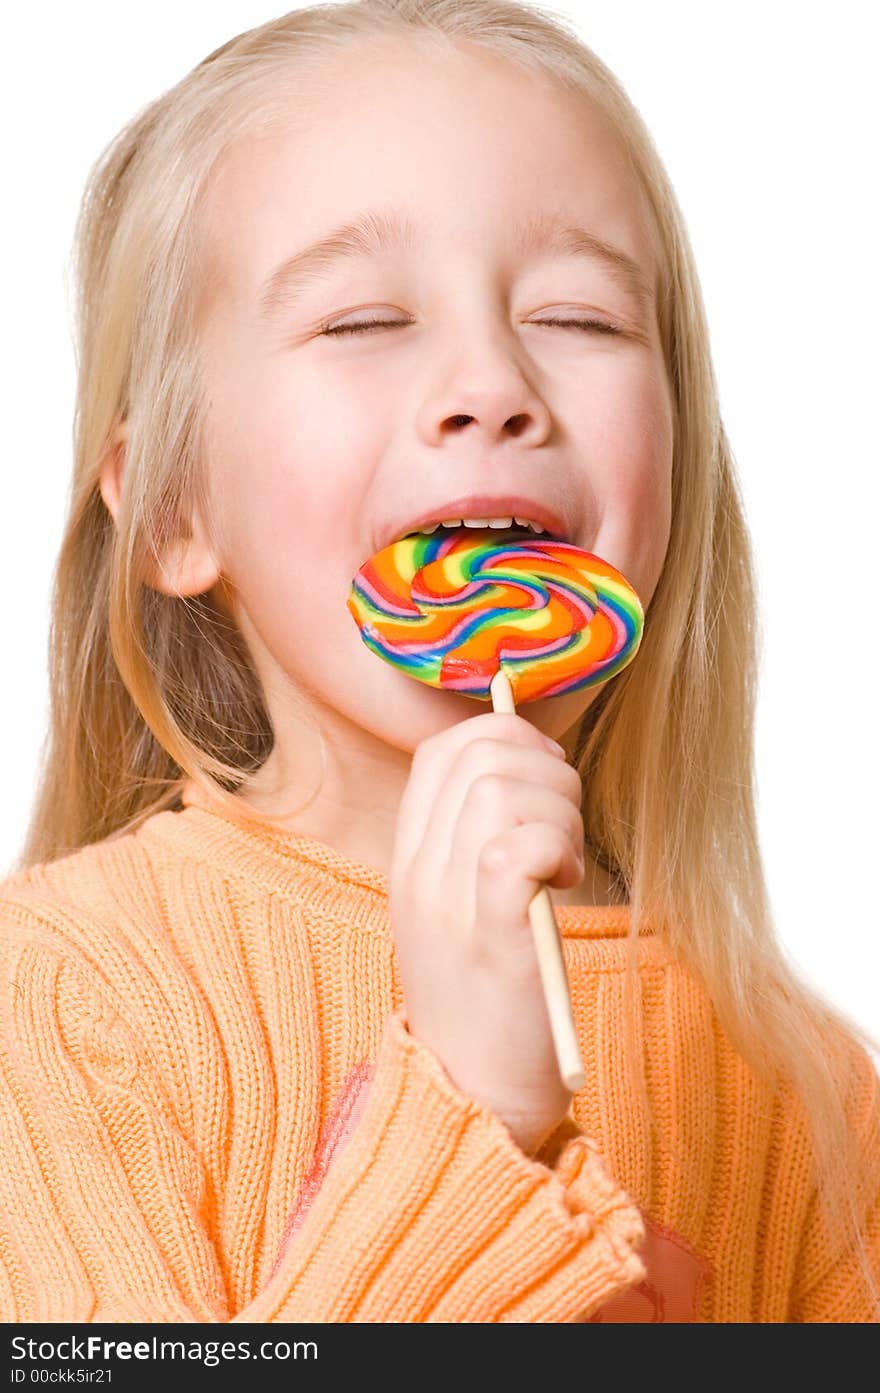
[271,1060,376,1280]
[272,1063,712,1322]
[586,1213,713,1322]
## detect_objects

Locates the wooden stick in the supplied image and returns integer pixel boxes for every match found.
[489,669,586,1093]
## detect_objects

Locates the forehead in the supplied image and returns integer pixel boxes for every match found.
[196,39,658,316]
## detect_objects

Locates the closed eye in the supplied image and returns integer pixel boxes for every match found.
[320,316,623,337]
[319,319,405,337]
[533,317,622,335]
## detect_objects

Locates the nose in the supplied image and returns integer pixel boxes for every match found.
[416,331,552,450]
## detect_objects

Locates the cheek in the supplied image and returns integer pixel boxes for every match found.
[208,406,370,676]
[214,371,352,568]
[229,366,378,546]
[582,357,673,593]
[216,476,356,704]
[206,332,360,540]
[207,406,336,636]
[583,354,672,459]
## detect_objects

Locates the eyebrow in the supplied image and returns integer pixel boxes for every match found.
[256,207,655,323]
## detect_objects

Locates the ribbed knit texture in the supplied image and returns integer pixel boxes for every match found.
[1,777,878,1323]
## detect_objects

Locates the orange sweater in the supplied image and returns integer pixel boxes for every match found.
[1,777,878,1323]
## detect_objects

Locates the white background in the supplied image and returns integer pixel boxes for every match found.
[2,2,877,1046]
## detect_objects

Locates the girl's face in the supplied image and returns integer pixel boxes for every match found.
[196,39,673,764]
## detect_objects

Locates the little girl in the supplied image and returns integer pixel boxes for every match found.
[2,0,878,1323]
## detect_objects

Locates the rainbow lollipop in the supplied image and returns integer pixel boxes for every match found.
[348,526,645,1093]
[347,529,643,704]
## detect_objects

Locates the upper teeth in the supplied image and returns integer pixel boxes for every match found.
[419,516,546,534]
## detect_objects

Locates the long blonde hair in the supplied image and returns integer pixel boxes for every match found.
[13,0,879,1312]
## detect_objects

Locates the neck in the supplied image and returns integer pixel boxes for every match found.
[235,732,624,907]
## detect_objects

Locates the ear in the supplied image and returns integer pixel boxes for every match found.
[98,419,223,599]
[98,418,129,524]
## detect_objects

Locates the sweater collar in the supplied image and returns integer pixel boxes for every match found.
[145,777,653,940]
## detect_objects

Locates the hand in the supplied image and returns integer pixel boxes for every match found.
[389,711,586,1156]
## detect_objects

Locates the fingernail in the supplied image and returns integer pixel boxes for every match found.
[543,736,566,755]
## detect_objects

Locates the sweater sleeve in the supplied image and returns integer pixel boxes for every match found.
[0,902,646,1323]
[788,1043,880,1323]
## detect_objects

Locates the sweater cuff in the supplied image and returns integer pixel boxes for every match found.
[255,1007,646,1322]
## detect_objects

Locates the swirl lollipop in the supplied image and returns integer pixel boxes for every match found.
[348,526,645,1092]
[347,529,643,703]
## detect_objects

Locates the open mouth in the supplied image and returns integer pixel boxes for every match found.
[403,521,568,545]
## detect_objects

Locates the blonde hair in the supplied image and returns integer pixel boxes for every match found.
[14,0,879,1313]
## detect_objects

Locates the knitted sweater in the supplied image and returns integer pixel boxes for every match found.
[1,778,878,1323]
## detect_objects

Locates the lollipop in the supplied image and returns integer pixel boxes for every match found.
[348,526,645,1092]
[347,528,643,704]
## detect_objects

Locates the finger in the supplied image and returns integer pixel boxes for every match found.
[473,821,584,955]
[451,774,585,919]
[394,712,569,870]
[418,738,581,880]
[446,737,583,815]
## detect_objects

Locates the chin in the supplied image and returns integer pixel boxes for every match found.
[356,667,601,755]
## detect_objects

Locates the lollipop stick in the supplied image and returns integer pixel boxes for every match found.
[488,670,586,1094]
